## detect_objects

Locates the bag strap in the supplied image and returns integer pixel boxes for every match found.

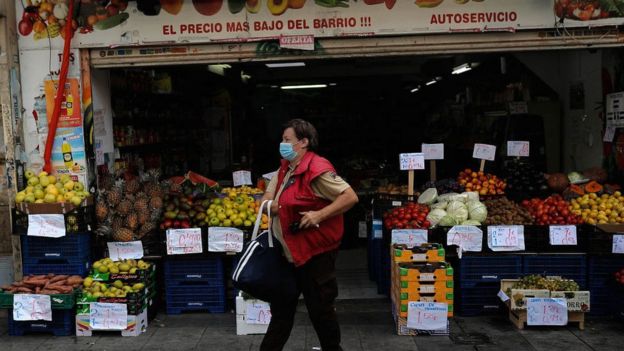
[251,200,269,241]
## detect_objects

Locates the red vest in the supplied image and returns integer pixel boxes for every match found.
[275,151,344,267]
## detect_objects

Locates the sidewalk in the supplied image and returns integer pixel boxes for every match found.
[0,299,622,351]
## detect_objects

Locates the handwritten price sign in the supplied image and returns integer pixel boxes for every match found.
[549,226,578,246]
[527,298,568,326]
[447,226,483,252]
[407,302,448,330]
[89,302,128,330]
[391,229,428,248]
[245,300,272,325]
[488,226,525,251]
[13,294,52,321]
[472,144,496,161]
[422,144,444,160]
[613,234,624,254]
[107,241,144,261]
[166,228,203,255]
[233,170,253,187]
[27,214,66,238]
[507,141,530,157]
[208,227,244,253]
[399,153,425,171]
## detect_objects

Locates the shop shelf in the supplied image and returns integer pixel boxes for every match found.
[458,255,522,287]
[22,261,90,276]
[522,254,587,289]
[20,233,91,262]
[457,283,505,317]
[8,308,75,336]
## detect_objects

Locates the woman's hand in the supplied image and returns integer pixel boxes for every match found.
[299,211,323,229]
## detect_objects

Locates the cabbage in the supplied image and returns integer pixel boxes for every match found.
[461,220,481,226]
[438,215,459,226]
[426,208,447,226]
[437,193,459,203]
[568,172,583,183]
[448,193,468,203]
[431,201,448,210]
[418,188,438,205]
[467,200,488,222]
[446,201,469,223]
[463,191,480,202]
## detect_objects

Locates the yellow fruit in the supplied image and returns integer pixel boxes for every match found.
[132,283,145,290]
[113,280,124,288]
[44,193,56,203]
[84,277,94,287]
[39,176,50,187]
[38,171,48,178]
[97,265,109,274]
[56,195,65,202]
[118,263,130,272]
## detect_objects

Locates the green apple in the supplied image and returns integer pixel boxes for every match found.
[59,174,71,184]
[24,170,35,179]
[33,189,45,200]
[55,182,63,190]
[34,199,44,204]
[73,182,85,192]
[27,177,40,187]
[64,180,74,191]
[37,171,48,178]
[70,196,82,206]
[39,176,50,187]
[15,193,26,203]
[44,193,56,203]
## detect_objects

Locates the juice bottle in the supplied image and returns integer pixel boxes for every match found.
[62,138,73,169]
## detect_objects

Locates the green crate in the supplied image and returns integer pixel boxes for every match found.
[90,265,156,283]
[0,289,77,310]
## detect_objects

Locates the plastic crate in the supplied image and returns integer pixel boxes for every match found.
[8,308,75,336]
[12,206,94,235]
[522,254,587,289]
[457,283,505,317]
[22,261,90,276]
[459,255,522,287]
[588,255,624,315]
[0,289,77,309]
[165,284,226,314]
[164,257,224,281]
[20,233,91,262]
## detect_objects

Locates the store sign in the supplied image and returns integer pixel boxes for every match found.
[447,226,483,252]
[208,227,244,252]
[407,302,448,331]
[473,144,496,161]
[17,1,589,50]
[245,301,272,325]
[89,302,128,330]
[527,298,568,326]
[391,229,428,248]
[279,35,315,51]
[166,228,203,255]
[606,92,624,128]
[107,241,144,261]
[613,234,624,254]
[13,294,52,321]
[399,153,425,171]
[27,214,66,238]
[549,226,577,246]
[507,141,530,157]
[487,225,525,251]
[233,170,253,187]
[422,143,444,160]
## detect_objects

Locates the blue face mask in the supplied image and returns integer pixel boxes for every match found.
[280,142,299,161]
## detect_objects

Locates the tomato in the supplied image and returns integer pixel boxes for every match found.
[18,18,33,36]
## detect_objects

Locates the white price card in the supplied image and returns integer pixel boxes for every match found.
[208,227,244,253]
[488,226,525,251]
[27,214,66,238]
[245,300,272,325]
[497,290,510,303]
[399,153,425,171]
[262,171,278,181]
[391,229,428,248]
[509,101,529,115]
[407,302,448,331]
[473,144,497,161]
[107,241,144,261]
[527,298,568,326]
[233,170,253,187]
[447,226,483,252]
[13,294,52,321]
[166,228,203,255]
[604,126,616,142]
[422,144,444,160]
[613,234,624,254]
[89,302,128,330]
[549,226,578,246]
[507,141,530,157]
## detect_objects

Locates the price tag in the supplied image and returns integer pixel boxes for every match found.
[27,214,66,238]
[89,302,128,330]
[399,153,425,171]
[422,144,444,160]
[488,226,525,251]
[472,144,496,161]
[419,285,436,294]
[262,171,277,181]
[507,141,530,157]
[497,290,510,302]
[208,227,244,252]
[13,294,52,321]
[245,300,272,325]
[549,226,578,246]
[447,226,483,252]
[233,170,253,187]
[391,229,428,248]
[509,101,528,115]
[407,302,448,331]
[604,126,616,142]
[527,298,568,326]
[613,234,624,254]
[107,241,144,261]
[166,228,203,255]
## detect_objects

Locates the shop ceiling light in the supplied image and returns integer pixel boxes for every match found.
[281,84,327,90]
[266,62,306,68]
[425,80,437,86]
[410,86,421,93]
[452,63,472,75]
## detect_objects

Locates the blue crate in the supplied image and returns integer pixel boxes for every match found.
[457,283,504,317]
[165,285,226,314]
[369,238,383,283]
[165,276,224,288]
[459,255,522,287]
[522,254,587,289]
[164,257,224,281]
[587,256,624,316]
[8,308,75,336]
[21,233,90,262]
[22,261,90,276]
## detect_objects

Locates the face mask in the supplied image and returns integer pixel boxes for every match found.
[280,142,299,161]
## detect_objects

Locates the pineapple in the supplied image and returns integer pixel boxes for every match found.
[95,197,109,222]
[106,185,123,207]
[112,227,134,242]
[138,222,156,239]
[126,212,139,231]
[112,216,124,234]
[125,178,141,194]
[134,197,149,213]
[137,210,150,225]
[117,199,132,216]
[149,196,163,210]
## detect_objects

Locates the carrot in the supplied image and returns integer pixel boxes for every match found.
[48,275,69,283]
[48,279,68,287]
[67,276,83,285]
[16,287,33,293]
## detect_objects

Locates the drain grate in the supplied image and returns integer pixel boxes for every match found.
[450,332,492,345]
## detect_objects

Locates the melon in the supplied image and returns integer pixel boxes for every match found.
[546,173,569,192]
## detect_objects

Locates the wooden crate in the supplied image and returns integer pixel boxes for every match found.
[507,306,585,330]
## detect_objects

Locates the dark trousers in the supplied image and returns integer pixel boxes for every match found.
[260,250,342,351]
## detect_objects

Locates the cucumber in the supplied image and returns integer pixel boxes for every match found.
[94,12,130,31]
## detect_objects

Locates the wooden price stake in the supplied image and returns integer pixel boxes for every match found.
[422,144,444,182]
[399,153,425,199]
[473,144,496,172]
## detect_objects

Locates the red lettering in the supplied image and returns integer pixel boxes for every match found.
[162,25,176,35]
[471,13,477,23]
[180,24,188,33]
[510,12,517,21]
[430,15,438,25]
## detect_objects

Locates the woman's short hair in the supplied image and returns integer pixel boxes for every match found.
[284,119,318,151]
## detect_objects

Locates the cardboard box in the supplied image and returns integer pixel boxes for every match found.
[392,243,445,263]
[235,296,269,335]
[15,197,93,215]
[393,279,454,294]
[75,308,148,337]
[550,291,591,312]
[501,279,589,311]
[397,262,453,282]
